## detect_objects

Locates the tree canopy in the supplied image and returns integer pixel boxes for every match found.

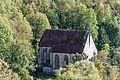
[0,0,120,79]
[57,60,101,80]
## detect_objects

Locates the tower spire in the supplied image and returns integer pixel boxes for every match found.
[88,20,91,47]
[88,20,90,33]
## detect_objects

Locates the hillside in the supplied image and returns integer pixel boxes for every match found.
[0,0,120,80]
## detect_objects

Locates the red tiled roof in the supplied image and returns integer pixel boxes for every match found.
[39,29,88,53]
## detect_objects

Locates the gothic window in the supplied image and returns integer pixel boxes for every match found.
[46,49,50,60]
[41,48,45,63]
[42,48,47,59]
[46,49,50,64]
[64,55,69,67]
[55,54,59,68]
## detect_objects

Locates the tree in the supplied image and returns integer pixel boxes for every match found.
[102,64,119,80]
[29,0,52,13]
[46,2,59,29]
[55,1,98,39]
[97,25,110,50]
[102,17,120,48]
[72,53,88,63]
[0,1,34,79]
[5,41,35,80]
[0,59,20,80]
[26,12,51,56]
[110,47,120,69]
[94,50,120,80]
[96,1,120,48]
[101,43,110,55]
[0,16,14,59]
[0,0,120,79]
[57,60,101,80]
[23,2,37,15]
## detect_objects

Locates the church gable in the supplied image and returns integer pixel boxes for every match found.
[83,34,97,60]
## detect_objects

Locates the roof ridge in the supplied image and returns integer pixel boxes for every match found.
[45,29,87,31]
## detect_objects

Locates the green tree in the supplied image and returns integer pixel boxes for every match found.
[0,16,14,59]
[5,41,35,80]
[23,2,37,15]
[0,59,20,80]
[46,2,59,29]
[72,53,88,63]
[26,12,51,56]
[94,51,120,80]
[55,1,98,39]
[96,1,120,48]
[102,64,119,80]
[110,47,120,69]
[0,18,13,47]
[101,43,110,55]
[29,0,52,13]
[97,26,110,50]
[57,60,101,80]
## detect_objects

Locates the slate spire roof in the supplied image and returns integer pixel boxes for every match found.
[39,29,88,53]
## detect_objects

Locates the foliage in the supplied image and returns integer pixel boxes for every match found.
[102,64,119,80]
[57,60,101,80]
[26,12,51,56]
[0,0,120,79]
[94,51,120,80]
[72,53,88,62]
[96,1,120,48]
[46,3,59,29]
[5,41,35,80]
[110,47,120,69]
[0,59,20,80]
[0,17,13,47]
[101,43,110,55]
[97,26,110,50]
[53,0,98,39]
[0,0,35,79]
[26,12,51,39]
[0,16,14,60]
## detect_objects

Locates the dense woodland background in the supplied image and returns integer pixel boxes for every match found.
[0,0,120,80]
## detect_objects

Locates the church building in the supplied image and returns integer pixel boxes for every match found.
[38,29,97,73]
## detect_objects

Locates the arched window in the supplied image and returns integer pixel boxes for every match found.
[55,54,59,68]
[64,55,69,67]
[46,52,50,59]
[46,51,50,64]
[41,48,45,63]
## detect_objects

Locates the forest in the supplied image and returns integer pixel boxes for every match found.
[0,0,120,80]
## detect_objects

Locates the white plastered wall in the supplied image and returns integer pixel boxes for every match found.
[52,53,74,68]
[38,47,51,67]
[83,34,97,60]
